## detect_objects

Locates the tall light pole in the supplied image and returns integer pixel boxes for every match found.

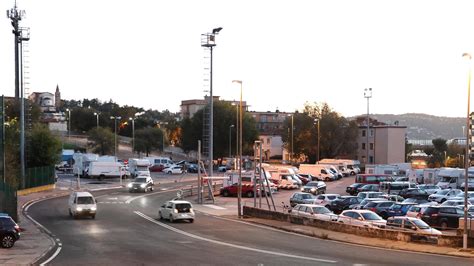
[129,112,144,155]
[94,112,100,128]
[462,53,471,250]
[233,80,243,218]
[201,27,223,177]
[287,114,294,164]
[314,118,320,162]
[229,125,234,158]
[110,116,122,160]
[66,108,71,138]
[232,102,239,167]
[364,88,372,165]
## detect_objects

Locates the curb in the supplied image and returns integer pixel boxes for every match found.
[242,219,474,259]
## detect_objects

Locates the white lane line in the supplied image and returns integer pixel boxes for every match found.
[202,204,226,210]
[134,211,337,264]
[125,188,181,204]
[39,245,62,266]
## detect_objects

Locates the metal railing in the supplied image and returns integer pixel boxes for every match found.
[23,165,55,190]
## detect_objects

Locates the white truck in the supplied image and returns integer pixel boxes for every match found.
[436,168,464,189]
[298,164,336,181]
[128,158,151,177]
[144,157,173,168]
[87,161,127,179]
[72,153,99,177]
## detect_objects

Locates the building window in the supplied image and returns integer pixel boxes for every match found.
[362,130,366,137]
[362,143,366,150]
[370,129,374,137]
[369,143,374,150]
[369,156,374,163]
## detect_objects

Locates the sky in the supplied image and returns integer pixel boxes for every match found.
[2,0,474,118]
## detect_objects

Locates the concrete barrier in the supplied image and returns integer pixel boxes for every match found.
[18,184,55,196]
[243,206,473,248]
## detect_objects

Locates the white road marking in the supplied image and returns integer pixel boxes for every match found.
[134,211,337,264]
[40,245,62,266]
[202,204,226,210]
[125,188,181,204]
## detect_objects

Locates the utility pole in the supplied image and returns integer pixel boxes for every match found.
[364,88,372,166]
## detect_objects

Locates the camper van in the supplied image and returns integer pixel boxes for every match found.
[128,158,151,177]
[145,157,173,169]
[318,160,350,176]
[298,164,336,181]
[436,168,464,189]
[87,161,127,179]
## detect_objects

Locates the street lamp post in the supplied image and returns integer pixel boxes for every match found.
[66,108,71,138]
[110,116,122,160]
[314,118,320,162]
[201,27,223,178]
[94,112,100,128]
[364,88,372,165]
[229,125,234,158]
[462,52,471,250]
[129,112,144,155]
[233,80,243,218]
[287,114,294,164]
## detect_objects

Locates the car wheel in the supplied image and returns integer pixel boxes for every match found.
[1,234,15,249]
[158,211,163,220]
[189,219,194,223]
[169,215,174,223]
[441,221,448,230]
[68,209,72,217]
[91,214,96,219]
[151,186,154,191]
[222,190,230,197]
[246,191,254,198]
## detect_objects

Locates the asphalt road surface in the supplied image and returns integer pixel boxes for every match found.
[29,182,474,265]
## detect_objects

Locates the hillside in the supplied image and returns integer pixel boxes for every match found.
[352,113,465,140]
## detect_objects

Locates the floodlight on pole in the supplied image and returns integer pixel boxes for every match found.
[314,118,320,162]
[94,112,100,128]
[66,108,71,138]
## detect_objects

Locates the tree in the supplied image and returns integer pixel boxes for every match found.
[429,138,448,167]
[87,127,115,155]
[282,102,358,163]
[27,124,62,167]
[179,101,259,157]
[134,127,163,156]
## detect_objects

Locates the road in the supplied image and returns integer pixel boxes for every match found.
[28,180,474,265]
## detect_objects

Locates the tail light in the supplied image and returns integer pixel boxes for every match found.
[416,213,421,218]
[431,213,438,217]
[14,225,21,232]
[370,207,377,212]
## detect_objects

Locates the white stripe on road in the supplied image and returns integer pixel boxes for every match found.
[134,211,337,264]
[40,245,62,266]
[202,204,226,210]
[125,188,181,204]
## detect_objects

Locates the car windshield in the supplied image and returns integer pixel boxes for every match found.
[175,203,192,212]
[361,212,382,220]
[0,217,16,227]
[313,207,331,214]
[301,194,313,199]
[135,178,147,183]
[436,190,449,195]
[412,219,430,229]
[307,182,319,187]
[77,197,94,204]
[327,195,339,200]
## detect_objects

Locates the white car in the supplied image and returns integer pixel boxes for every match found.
[291,204,338,221]
[68,191,97,219]
[158,200,195,223]
[308,194,340,208]
[357,191,385,200]
[387,216,442,236]
[337,210,386,228]
[163,166,184,174]
[428,189,462,203]
[440,198,473,207]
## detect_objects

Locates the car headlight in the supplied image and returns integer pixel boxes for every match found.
[310,188,316,192]
[140,184,146,188]
[190,208,194,213]
[76,207,83,212]
[173,209,178,214]
[91,206,97,211]
[127,183,132,188]
[301,188,304,191]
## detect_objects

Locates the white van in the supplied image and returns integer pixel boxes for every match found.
[68,191,97,219]
[298,164,336,181]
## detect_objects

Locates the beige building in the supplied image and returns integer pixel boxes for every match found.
[180,96,247,119]
[358,123,407,166]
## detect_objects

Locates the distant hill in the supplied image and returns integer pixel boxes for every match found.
[351,113,465,140]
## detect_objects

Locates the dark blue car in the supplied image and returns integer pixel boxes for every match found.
[386,202,418,218]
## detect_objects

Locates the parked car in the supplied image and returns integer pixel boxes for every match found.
[308,194,341,208]
[416,184,441,195]
[289,192,316,207]
[296,174,310,185]
[445,197,474,205]
[0,215,21,248]
[399,188,429,200]
[386,202,418,218]
[149,164,165,172]
[349,198,386,210]
[357,184,380,193]
[163,165,184,174]
[357,191,385,200]
[382,194,405,202]
[406,203,438,219]
[394,176,409,182]
[298,173,319,182]
[186,163,204,173]
[386,216,442,236]
[421,206,469,230]
[337,210,386,228]
[290,204,337,221]
[220,184,260,198]
[329,196,363,214]
[428,189,462,203]
[346,183,366,195]
[158,200,194,223]
[300,181,326,195]
[402,198,430,205]
[127,176,154,193]
[361,200,394,219]
[440,199,472,207]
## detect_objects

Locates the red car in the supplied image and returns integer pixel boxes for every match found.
[220,184,259,198]
[149,164,165,172]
